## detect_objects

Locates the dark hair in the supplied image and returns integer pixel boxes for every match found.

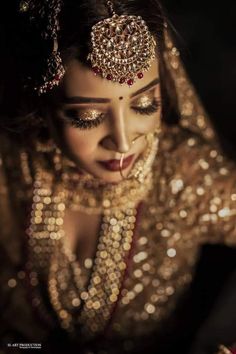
[0,0,179,141]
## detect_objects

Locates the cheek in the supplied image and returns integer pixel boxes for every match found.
[63,126,98,158]
[147,112,161,130]
[133,112,161,133]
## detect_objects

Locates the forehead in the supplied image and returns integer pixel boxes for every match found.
[62,58,159,99]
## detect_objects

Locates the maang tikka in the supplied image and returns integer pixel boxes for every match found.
[88,1,157,86]
[19,0,156,94]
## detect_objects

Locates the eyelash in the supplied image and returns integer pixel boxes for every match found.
[62,110,106,130]
[131,98,160,116]
[62,99,160,130]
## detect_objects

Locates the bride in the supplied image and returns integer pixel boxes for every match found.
[0,1,236,353]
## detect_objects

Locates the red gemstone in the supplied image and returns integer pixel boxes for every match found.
[54,74,60,81]
[127,79,134,86]
[106,74,113,81]
[137,72,144,79]
[92,66,101,75]
[119,77,126,84]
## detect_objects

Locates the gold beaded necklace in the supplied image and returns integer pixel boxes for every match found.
[27,132,159,339]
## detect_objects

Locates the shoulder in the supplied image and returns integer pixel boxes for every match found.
[160,123,235,187]
[156,124,236,244]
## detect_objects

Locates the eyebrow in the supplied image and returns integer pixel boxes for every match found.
[130,77,160,98]
[62,96,110,104]
[62,77,160,104]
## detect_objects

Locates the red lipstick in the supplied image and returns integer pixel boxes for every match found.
[98,154,135,172]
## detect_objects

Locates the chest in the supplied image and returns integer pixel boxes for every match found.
[63,210,102,265]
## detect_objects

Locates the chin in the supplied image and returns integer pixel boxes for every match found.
[100,173,127,184]
[86,164,133,184]
[91,169,129,184]
[73,157,136,184]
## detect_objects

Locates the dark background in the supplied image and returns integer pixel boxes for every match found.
[163,0,236,156]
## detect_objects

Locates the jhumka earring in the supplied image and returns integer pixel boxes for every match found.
[88,1,156,86]
[19,0,65,95]
[19,0,156,94]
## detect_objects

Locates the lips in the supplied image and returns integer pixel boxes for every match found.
[98,154,135,172]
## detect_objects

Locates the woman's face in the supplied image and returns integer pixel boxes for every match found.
[50,58,161,183]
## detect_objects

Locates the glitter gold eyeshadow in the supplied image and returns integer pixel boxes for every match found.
[60,108,106,130]
[134,94,154,109]
[78,110,102,121]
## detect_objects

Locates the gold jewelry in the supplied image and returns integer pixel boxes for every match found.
[48,205,138,337]
[119,153,125,180]
[119,133,159,181]
[37,41,65,95]
[27,130,159,338]
[19,0,65,95]
[64,132,158,213]
[88,1,156,86]
[19,0,156,94]
[128,133,159,183]
[119,136,136,180]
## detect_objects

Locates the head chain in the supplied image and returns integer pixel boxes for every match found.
[19,0,65,95]
[19,0,156,94]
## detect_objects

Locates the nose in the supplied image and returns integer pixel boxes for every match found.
[101,107,131,153]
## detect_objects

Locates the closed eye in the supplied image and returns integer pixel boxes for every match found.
[60,109,106,129]
[131,98,160,115]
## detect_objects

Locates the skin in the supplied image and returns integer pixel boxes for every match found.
[50,57,161,184]
[47,58,162,260]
